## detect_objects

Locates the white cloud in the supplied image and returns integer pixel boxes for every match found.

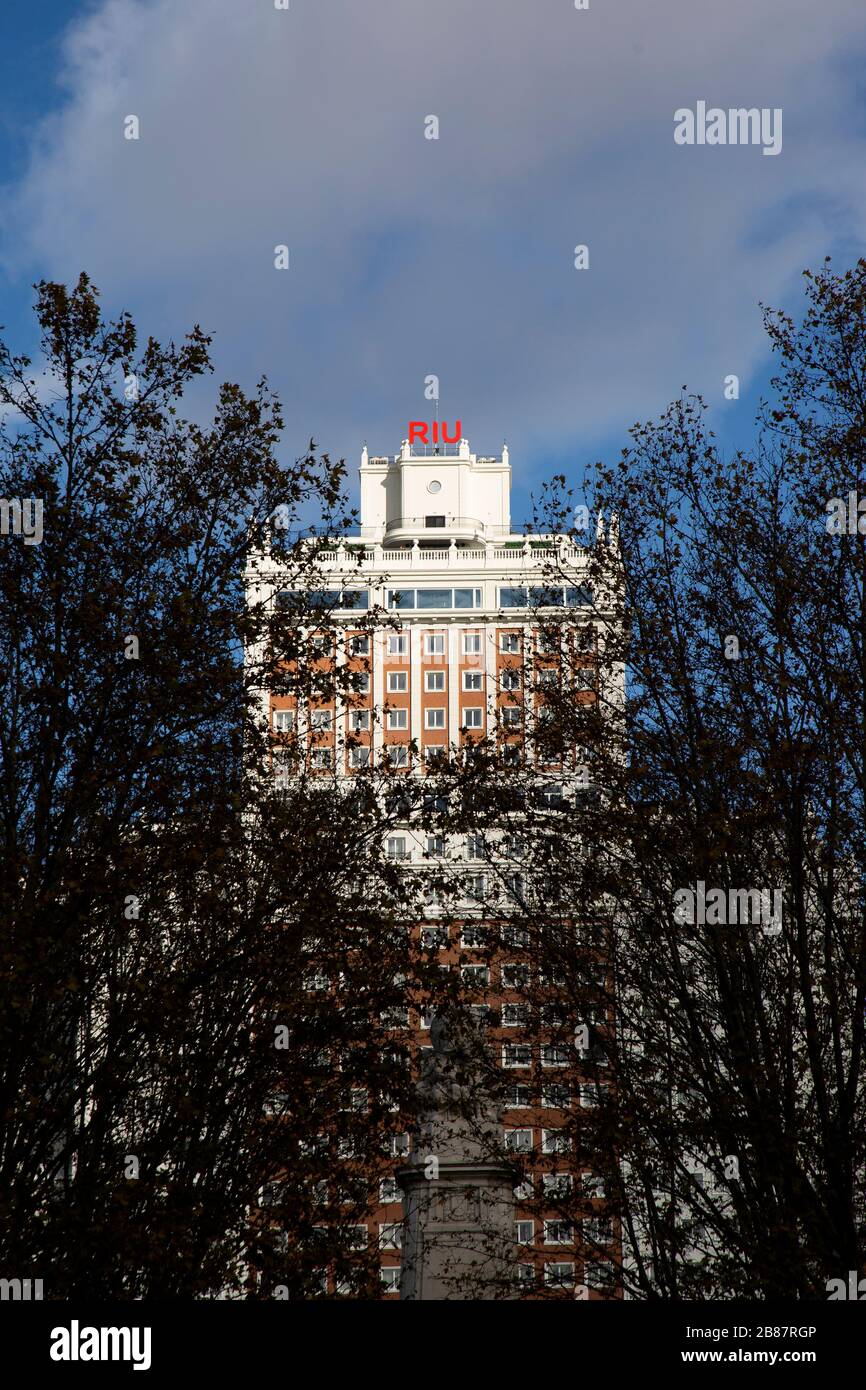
[2,0,866,495]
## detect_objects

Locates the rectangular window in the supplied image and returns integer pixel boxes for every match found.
[502,1082,532,1107]
[310,709,332,730]
[416,588,451,609]
[516,1264,536,1290]
[500,632,521,653]
[502,1045,532,1071]
[311,748,332,769]
[466,873,486,901]
[453,588,481,609]
[425,708,445,729]
[537,631,559,654]
[387,709,408,730]
[388,745,409,768]
[544,1262,575,1290]
[585,1260,614,1291]
[388,634,407,655]
[465,834,486,859]
[420,925,448,950]
[463,633,482,655]
[544,1221,573,1247]
[425,670,445,692]
[273,709,294,731]
[542,1129,569,1155]
[501,668,521,689]
[424,515,446,528]
[502,743,521,766]
[501,963,530,989]
[349,746,370,769]
[565,586,592,607]
[387,672,408,692]
[543,1173,573,1200]
[349,1226,368,1250]
[387,836,408,861]
[462,671,483,691]
[425,633,446,656]
[502,1003,529,1028]
[504,1128,533,1153]
[310,634,333,655]
[461,964,489,988]
[536,667,558,687]
[542,1084,571,1110]
[379,1266,401,1292]
[515,1221,535,1246]
[378,1224,402,1251]
[461,925,488,950]
[350,635,370,656]
[462,707,483,728]
[499,586,527,609]
[426,835,444,857]
[542,1044,570,1069]
[350,709,370,732]
[387,589,415,610]
[502,706,522,726]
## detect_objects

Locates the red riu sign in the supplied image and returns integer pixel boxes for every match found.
[408,420,462,445]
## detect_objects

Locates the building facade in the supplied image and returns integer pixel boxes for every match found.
[247,436,622,1298]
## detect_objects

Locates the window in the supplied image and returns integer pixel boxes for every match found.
[501,923,530,948]
[378,1223,402,1251]
[585,1259,615,1291]
[542,1084,572,1110]
[461,925,488,950]
[544,1262,575,1290]
[504,872,524,899]
[387,590,482,611]
[420,925,448,950]
[273,709,294,731]
[503,744,521,767]
[501,963,530,989]
[349,747,370,769]
[580,1083,606,1108]
[462,670,483,691]
[387,672,408,692]
[462,707,483,728]
[466,874,486,901]
[500,633,521,653]
[311,748,332,770]
[501,668,521,690]
[537,631,559,655]
[387,708,408,730]
[349,709,370,732]
[380,1267,401,1292]
[463,633,482,655]
[310,634,333,655]
[348,1226,368,1250]
[425,708,445,729]
[542,1044,570,1069]
[310,709,332,730]
[536,667,558,688]
[424,515,446,528]
[575,666,597,691]
[461,964,489,988]
[515,1220,535,1246]
[503,1083,532,1109]
[504,1128,533,1153]
[425,671,445,692]
[387,745,409,768]
[426,835,444,857]
[350,635,370,656]
[585,1217,613,1246]
[387,589,415,610]
[388,634,407,655]
[465,835,486,860]
[425,633,445,656]
[544,1221,573,1246]
[542,1129,569,1155]
[379,1177,402,1205]
[582,1174,606,1200]
[387,836,409,861]
[502,706,522,727]
[543,1173,573,1200]
[502,1003,529,1028]
[514,1179,534,1201]
[516,1264,536,1290]
[502,1045,532,1071]
[536,783,566,810]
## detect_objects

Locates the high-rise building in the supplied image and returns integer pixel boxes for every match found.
[248,436,622,1298]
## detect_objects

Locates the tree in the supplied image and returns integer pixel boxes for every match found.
[0,275,435,1298]
[491,258,866,1298]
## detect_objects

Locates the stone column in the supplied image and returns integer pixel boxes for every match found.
[396,1017,517,1300]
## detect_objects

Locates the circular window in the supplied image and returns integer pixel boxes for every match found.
[427,480,442,494]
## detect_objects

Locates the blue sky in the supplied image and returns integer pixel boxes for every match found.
[1,0,865,527]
